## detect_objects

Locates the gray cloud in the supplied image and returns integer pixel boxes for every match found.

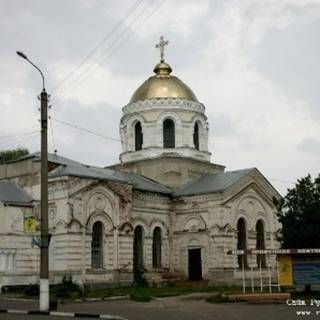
[298,137,320,154]
[209,113,237,137]
[251,10,320,118]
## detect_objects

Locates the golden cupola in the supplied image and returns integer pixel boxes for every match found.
[129,61,198,103]
[120,37,211,165]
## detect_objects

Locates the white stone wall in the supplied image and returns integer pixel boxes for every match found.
[0,249,16,272]
[172,176,280,282]
[0,202,40,285]
[42,178,172,284]
[130,191,171,271]
[0,167,280,287]
[119,99,211,163]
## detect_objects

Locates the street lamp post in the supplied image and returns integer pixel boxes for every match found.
[17,51,49,311]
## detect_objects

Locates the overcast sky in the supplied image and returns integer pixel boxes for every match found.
[0,0,319,195]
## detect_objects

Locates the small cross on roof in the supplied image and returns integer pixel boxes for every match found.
[155,36,169,62]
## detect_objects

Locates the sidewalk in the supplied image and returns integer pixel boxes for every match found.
[0,297,37,310]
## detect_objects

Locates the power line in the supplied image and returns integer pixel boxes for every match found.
[0,132,40,150]
[52,0,144,95]
[52,117,298,188]
[51,0,154,102]
[51,0,165,104]
[0,128,39,141]
[52,117,127,145]
[48,113,57,153]
[0,130,39,146]
[51,0,157,103]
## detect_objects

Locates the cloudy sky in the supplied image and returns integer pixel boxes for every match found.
[0,0,319,195]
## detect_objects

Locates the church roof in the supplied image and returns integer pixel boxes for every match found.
[174,169,255,197]
[15,152,84,167]
[18,153,272,197]
[0,181,33,206]
[49,160,256,197]
[49,163,171,195]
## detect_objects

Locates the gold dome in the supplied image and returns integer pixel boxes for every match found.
[129,61,198,103]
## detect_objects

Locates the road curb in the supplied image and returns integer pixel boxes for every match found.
[0,308,127,319]
[227,292,290,303]
[70,295,131,303]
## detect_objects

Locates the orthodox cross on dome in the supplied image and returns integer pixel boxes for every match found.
[155,36,169,62]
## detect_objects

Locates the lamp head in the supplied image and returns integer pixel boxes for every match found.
[16,51,28,59]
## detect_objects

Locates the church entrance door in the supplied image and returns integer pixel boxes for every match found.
[133,226,144,284]
[188,248,202,281]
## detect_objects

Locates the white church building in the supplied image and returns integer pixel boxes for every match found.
[0,40,281,288]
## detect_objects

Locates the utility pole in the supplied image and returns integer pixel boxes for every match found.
[40,87,49,311]
[17,51,49,311]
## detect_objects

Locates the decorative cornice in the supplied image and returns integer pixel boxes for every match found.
[122,98,205,115]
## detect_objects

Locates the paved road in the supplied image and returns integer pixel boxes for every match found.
[0,315,96,320]
[1,297,320,320]
[61,299,320,320]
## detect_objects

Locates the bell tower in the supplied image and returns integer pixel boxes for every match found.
[119,37,211,164]
[110,37,224,188]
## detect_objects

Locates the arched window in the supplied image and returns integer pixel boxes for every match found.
[152,227,162,268]
[256,220,266,268]
[133,226,144,271]
[163,119,175,148]
[193,122,199,150]
[135,121,143,151]
[91,221,103,269]
[237,218,248,269]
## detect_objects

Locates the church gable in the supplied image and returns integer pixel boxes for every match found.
[80,185,120,229]
[230,188,270,226]
[220,181,281,244]
[180,215,207,233]
[221,168,281,207]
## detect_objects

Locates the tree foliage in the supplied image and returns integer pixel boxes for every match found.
[275,174,320,248]
[0,148,29,164]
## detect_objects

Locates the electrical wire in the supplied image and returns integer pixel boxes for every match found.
[51,0,154,102]
[51,117,298,189]
[0,130,40,147]
[51,0,156,103]
[52,117,126,145]
[52,0,144,95]
[0,128,39,142]
[0,132,40,150]
[51,0,166,104]
[48,113,57,153]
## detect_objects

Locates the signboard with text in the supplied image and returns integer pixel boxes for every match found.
[23,212,39,233]
[293,260,320,285]
[278,255,293,286]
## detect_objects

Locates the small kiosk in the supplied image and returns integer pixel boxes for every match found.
[228,249,320,292]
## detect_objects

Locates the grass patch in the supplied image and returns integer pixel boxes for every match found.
[83,283,241,302]
[2,281,242,303]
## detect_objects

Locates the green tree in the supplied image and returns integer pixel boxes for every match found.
[275,174,320,248]
[0,148,29,164]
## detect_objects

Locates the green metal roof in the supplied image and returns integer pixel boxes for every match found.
[174,168,255,197]
[0,182,33,206]
[16,153,259,197]
[24,152,83,166]
[49,163,172,195]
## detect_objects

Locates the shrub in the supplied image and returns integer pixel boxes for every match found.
[24,285,39,297]
[53,275,82,298]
